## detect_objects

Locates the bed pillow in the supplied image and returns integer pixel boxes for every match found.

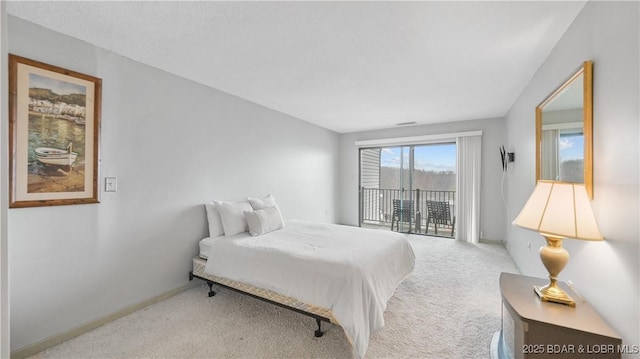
[204,202,224,237]
[248,194,284,226]
[249,193,282,209]
[215,200,253,236]
[244,206,284,236]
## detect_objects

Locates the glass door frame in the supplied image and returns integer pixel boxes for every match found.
[358,141,457,237]
[358,145,417,234]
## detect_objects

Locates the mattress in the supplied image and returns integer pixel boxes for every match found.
[203,220,415,358]
[198,236,216,259]
[199,232,251,259]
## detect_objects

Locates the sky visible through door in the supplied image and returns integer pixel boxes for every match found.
[380,143,456,191]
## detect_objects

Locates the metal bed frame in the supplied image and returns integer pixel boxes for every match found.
[189,268,331,338]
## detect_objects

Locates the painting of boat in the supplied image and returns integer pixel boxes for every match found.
[34,142,78,166]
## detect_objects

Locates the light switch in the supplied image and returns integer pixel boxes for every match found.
[105,177,118,192]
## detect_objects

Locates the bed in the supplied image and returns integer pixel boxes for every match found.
[189,197,415,358]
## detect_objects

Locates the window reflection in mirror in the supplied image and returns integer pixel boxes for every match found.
[536,61,593,198]
[540,73,584,183]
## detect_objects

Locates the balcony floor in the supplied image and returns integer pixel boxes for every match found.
[361,221,455,238]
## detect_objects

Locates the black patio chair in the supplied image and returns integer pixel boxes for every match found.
[391,199,419,233]
[426,200,455,237]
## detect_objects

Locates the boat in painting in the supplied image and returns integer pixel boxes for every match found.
[34,143,78,166]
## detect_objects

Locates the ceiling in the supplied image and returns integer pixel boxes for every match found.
[6,1,586,133]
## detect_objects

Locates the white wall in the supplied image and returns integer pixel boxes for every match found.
[338,117,507,242]
[7,16,339,352]
[505,1,639,350]
[1,3,10,358]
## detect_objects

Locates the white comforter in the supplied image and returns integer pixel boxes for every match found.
[204,220,415,358]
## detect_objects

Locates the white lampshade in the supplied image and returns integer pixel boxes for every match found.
[513,181,603,241]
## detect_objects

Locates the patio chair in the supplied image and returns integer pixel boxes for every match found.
[426,200,455,237]
[391,199,419,233]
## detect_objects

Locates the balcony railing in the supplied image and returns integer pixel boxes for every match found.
[359,187,456,237]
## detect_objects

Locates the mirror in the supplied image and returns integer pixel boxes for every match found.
[536,61,593,198]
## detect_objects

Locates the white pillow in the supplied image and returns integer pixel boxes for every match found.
[205,202,224,237]
[248,194,278,210]
[248,194,284,225]
[215,200,253,236]
[245,207,284,237]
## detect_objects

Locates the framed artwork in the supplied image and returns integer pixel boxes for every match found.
[9,54,101,208]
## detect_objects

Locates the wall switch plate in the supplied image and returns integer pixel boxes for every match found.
[105,177,118,192]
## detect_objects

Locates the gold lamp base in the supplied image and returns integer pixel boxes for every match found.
[534,283,575,307]
[535,234,576,307]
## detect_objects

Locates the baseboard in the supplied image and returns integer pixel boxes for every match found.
[10,281,197,359]
[480,238,504,245]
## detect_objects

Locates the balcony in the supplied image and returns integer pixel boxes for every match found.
[359,187,456,238]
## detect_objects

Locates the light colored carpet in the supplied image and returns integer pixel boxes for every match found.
[28,235,518,359]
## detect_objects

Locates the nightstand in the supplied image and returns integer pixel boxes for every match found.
[492,272,622,359]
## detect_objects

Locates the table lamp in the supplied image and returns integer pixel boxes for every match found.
[512,180,603,306]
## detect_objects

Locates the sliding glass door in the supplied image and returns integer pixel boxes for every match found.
[359,142,457,237]
[383,146,414,233]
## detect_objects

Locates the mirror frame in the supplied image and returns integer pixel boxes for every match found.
[536,60,593,199]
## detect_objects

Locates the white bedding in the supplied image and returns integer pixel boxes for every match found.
[204,220,415,358]
[198,237,215,259]
[199,232,252,259]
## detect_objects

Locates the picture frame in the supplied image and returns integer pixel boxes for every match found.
[9,54,101,208]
